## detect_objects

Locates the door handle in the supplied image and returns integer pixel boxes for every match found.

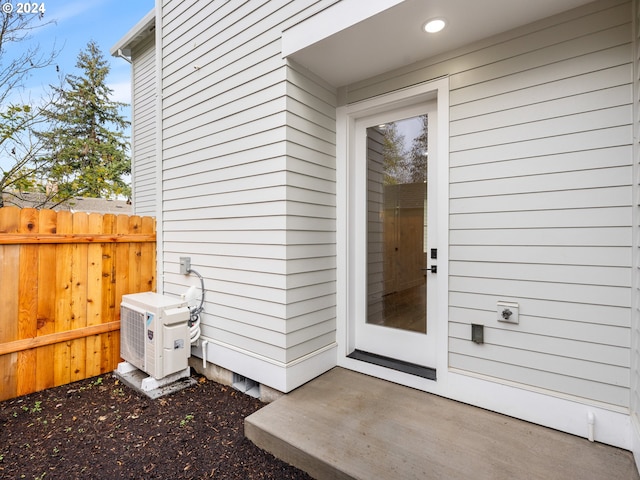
[421,266,437,273]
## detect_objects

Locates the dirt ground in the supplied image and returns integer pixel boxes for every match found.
[0,371,313,479]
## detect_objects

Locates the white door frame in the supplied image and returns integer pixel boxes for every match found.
[336,77,450,387]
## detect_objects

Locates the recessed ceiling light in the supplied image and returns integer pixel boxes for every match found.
[423,18,446,33]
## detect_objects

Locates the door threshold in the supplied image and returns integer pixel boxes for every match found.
[347,350,436,380]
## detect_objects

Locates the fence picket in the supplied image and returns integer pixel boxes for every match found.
[35,209,57,391]
[0,207,20,401]
[17,209,38,395]
[129,215,142,293]
[71,213,88,382]
[54,211,73,387]
[101,214,117,373]
[0,206,156,400]
[86,213,104,377]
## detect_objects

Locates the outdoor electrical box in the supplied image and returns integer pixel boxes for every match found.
[471,324,484,344]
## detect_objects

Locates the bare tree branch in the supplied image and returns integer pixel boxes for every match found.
[0,4,61,207]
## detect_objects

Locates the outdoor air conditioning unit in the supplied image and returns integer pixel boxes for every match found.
[120,292,190,380]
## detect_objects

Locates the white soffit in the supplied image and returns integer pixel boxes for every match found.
[110,8,155,57]
[283,0,597,87]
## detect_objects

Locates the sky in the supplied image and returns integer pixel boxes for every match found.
[4,0,155,108]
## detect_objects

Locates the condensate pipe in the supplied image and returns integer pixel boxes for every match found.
[587,411,595,442]
[201,339,208,369]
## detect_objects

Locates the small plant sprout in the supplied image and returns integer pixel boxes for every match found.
[21,401,43,414]
[180,413,195,427]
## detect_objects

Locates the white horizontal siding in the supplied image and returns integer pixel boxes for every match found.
[450,85,632,137]
[449,1,633,407]
[450,290,630,327]
[164,80,286,139]
[450,38,631,106]
[280,63,337,362]
[449,246,631,267]
[450,206,632,229]
[449,276,630,308]
[163,229,335,248]
[450,322,629,368]
[162,127,286,170]
[452,2,631,88]
[449,336,629,388]
[160,0,337,374]
[451,105,632,153]
[450,186,631,213]
[450,227,632,246]
[632,0,640,421]
[450,304,629,340]
[339,0,633,407]
[451,166,632,198]
[131,34,156,217]
[164,143,285,184]
[449,352,629,407]
[450,126,632,167]
[451,146,632,183]
[449,262,631,287]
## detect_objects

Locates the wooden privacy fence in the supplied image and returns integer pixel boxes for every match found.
[0,206,156,401]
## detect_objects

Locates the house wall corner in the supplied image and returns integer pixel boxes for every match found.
[154,0,339,394]
[631,0,640,469]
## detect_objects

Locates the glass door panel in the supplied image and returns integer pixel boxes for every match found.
[367,115,428,334]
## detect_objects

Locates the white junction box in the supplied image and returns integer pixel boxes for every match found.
[120,292,190,380]
[497,301,519,324]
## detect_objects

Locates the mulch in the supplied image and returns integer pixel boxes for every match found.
[0,371,313,479]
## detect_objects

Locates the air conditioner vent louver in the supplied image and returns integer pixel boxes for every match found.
[121,304,145,371]
[120,292,190,380]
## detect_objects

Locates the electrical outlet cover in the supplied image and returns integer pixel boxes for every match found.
[497,301,519,324]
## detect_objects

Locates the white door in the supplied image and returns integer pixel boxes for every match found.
[352,101,438,371]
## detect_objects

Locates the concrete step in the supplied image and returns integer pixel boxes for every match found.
[245,367,639,480]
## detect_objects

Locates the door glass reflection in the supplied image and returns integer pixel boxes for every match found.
[366,115,428,333]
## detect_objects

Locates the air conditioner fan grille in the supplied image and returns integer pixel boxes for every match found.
[121,305,145,370]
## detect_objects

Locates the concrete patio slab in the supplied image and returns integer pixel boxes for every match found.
[245,367,639,480]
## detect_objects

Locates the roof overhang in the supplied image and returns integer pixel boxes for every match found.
[282,0,597,87]
[110,8,155,58]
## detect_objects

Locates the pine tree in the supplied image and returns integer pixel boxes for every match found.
[407,114,428,183]
[381,122,409,185]
[38,40,130,200]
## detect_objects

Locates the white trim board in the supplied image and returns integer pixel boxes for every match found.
[338,357,632,450]
[632,415,640,473]
[336,76,450,386]
[193,337,337,393]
